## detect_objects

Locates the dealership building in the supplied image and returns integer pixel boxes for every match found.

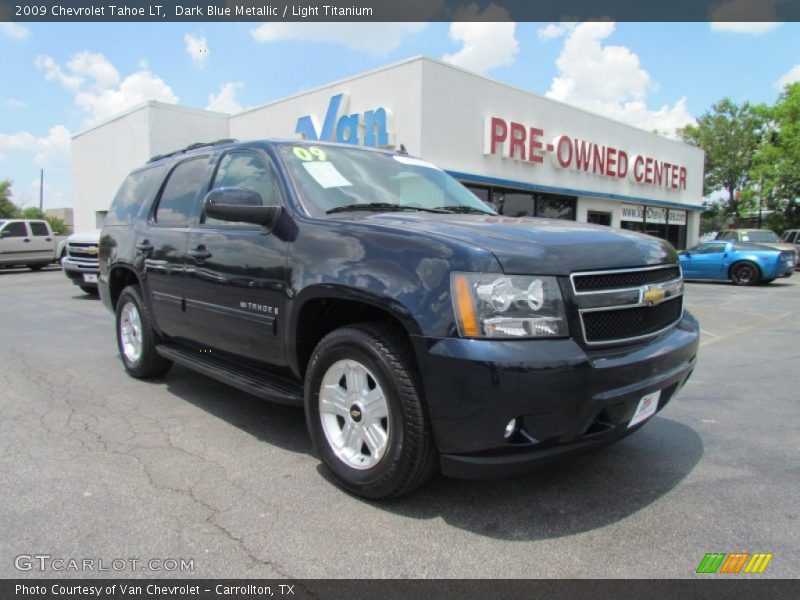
[72,56,705,248]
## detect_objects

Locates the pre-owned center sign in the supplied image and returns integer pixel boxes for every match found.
[484,116,687,191]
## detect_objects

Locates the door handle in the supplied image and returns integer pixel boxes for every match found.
[46,237,53,241]
[24,238,31,243]
[187,246,212,260]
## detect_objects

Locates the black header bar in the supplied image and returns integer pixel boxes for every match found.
[1,0,799,23]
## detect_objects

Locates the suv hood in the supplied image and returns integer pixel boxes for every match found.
[355,213,677,275]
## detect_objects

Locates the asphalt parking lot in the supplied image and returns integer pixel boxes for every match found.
[0,267,798,579]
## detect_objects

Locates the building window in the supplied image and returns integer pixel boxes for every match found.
[464,184,490,205]
[494,191,535,217]
[587,211,612,226]
[537,194,576,220]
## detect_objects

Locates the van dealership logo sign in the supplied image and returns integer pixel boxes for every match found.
[484,116,688,191]
[296,93,394,148]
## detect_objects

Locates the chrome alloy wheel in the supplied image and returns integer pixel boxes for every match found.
[318,359,390,470]
[119,302,143,364]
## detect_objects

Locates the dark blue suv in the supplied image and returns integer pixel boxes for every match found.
[98,139,699,499]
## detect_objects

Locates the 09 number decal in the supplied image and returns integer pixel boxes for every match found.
[293,146,328,161]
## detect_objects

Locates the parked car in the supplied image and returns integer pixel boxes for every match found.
[99,139,699,499]
[781,229,800,259]
[680,241,793,285]
[61,229,101,293]
[716,229,797,268]
[0,219,60,270]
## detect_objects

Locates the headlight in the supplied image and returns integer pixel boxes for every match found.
[451,273,568,338]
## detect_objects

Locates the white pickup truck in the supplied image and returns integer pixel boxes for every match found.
[60,229,101,293]
[0,219,63,270]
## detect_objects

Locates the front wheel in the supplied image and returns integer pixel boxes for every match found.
[305,324,438,499]
[730,261,760,286]
[115,285,172,379]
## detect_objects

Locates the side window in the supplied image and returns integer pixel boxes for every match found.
[693,243,725,254]
[30,222,50,236]
[3,222,28,237]
[205,152,279,226]
[785,231,797,244]
[106,165,166,226]
[718,231,732,241]
[155,158,208,226]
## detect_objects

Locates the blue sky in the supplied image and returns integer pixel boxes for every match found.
[1,20,799,212]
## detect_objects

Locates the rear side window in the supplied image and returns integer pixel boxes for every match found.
[2,222,28,237]
[106,165,167,226]
[155,158,209,226]
[30,222,50,236]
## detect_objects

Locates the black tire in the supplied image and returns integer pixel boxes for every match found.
[730,261,760,286]
[115,285,172,379]
[79,285,98,295]
[28,264,44,271]
[305,323,438,500]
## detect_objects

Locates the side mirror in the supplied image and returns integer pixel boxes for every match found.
[203,188,281,230]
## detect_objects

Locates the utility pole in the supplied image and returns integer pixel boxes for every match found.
[39,169,43,211]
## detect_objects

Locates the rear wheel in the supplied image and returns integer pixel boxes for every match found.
[305,323,437,499]
[115,285,172,379]
[730,261,760,286]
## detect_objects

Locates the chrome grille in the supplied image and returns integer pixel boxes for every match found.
[572,265,681,292]
[67,243,99,265]
[570,265,684,346]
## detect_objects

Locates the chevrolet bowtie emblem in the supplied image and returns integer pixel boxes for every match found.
[85,246,98,255]
[643,285,667,306]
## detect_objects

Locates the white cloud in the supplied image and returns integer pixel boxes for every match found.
[184,33,210,68]
[0,22,30,39]
[250,22,425,54]
[709,22,781,35]
[206,82,243,114]
[0,125,71,168]
[36,52,178,125]
[777,64,800,89]
[34,55,83,91]
[538,22,575,42]
[442,4,519,74]
[545,22,694,137]
[3,98,26,109]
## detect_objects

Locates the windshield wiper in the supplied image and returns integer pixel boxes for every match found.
[432,205,495,215]
[326,203,449,215]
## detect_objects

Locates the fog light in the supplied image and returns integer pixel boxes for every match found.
[504,418,517,440]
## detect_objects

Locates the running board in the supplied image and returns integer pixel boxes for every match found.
[156,343,304,406]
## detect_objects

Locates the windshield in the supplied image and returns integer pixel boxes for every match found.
[742,231,780,242]
[278,144,496,217]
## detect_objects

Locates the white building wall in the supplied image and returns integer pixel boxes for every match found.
[418,59,704,210]
[71,102,229,232]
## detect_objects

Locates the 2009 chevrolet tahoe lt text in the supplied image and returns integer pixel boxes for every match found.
[98,139,699,499]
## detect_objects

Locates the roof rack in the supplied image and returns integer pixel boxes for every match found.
[147,138,239,163]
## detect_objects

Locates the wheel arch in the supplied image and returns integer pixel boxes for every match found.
[107,264,144,310]
[288,285,422,381]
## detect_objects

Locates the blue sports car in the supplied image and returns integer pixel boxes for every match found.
[679,241,794,285]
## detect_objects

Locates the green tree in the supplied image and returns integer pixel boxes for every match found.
[752,82,800,232]
[44,215,69,234]
[0,179,20,218]
[21,206,46,219]
[678,99,766,216]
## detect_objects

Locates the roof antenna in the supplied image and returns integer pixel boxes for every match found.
[398,144,408,155]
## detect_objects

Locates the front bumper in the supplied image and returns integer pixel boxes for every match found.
[61,257,99,287]
[411,312,699,479]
